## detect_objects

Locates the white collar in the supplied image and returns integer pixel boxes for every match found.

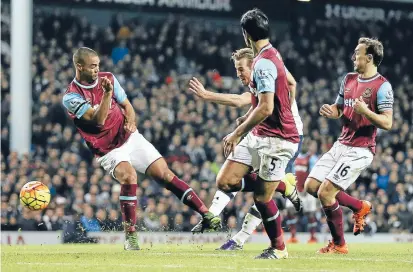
[357,73,380,83]
[73,78,98,89]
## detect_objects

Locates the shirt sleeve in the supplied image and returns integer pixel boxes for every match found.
[113,75,127,103]
[376,81,394,112]
[254,58,277,93]
[62,93,91,119]
[335,75,346,105]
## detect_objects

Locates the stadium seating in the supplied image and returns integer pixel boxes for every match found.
[1,5,412,236]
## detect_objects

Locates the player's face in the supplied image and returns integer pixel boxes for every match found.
[79,55,100,83]
[234,58,252,86]
[352,44,368,73]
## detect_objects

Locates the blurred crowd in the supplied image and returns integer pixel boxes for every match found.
[1,5,412,238]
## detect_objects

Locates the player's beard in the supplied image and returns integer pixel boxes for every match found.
[354,65,363,74]
[82,72,97,84]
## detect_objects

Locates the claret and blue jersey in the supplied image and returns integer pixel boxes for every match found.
[62,72,131,156]
[335,72,394,153]
[249,43,300,143]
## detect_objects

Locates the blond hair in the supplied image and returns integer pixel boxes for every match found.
[231,48,254,63]
[358,37,384,66]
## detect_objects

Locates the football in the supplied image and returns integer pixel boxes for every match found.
[19,181,51,211]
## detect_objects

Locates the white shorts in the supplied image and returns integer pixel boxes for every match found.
[228,132,298,181]
[308,141,373,190]
[97,131,162,179]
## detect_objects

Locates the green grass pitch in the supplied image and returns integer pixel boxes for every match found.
[2,243,413,272]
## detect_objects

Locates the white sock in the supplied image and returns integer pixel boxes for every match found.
[209,190,237,216]
[232,204,262,246]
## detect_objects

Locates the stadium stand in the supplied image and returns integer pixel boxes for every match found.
[1,4,412,238]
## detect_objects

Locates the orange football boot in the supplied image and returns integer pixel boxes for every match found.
[353,200,372,236]
[307,237,318,244]
[287,237,299,244]
[317,241,348,254]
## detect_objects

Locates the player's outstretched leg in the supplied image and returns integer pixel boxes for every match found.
[191,189,236,233]
[217,204,262,250]
[217,174,301,248]
[114,162,140,251]
[317,180,348,254]
[146,158,221,232]
[336,191,372,235]
[306,178,372,236]
[192,160,251,233]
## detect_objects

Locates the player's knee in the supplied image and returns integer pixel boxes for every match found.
[304,178,320,197]
[146,158,174,183]
[117,170,137,185]
[154,168,175,184]
[216,179,231,192]
[216,175,239,192]
[317,188,327,201]
[317,183,334,201]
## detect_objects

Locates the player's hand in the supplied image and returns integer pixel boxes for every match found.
[236,115,247,126]
[354,96,369,115]
[223,132,241,158]
[319,104,335,118]
[124,121,137,133]
[188,77,208,99]
[101,77,113,93]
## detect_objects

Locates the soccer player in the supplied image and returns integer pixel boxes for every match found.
[188,47,303,249]
[305,37,393,254]
[62,47,221,250]
[190,44,371,250]
[205,8,301,259]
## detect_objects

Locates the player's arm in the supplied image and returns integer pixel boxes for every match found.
[354,82,393,131]
[320,76,345,119]
[236,105,254,126]
[285,66,297,106]
[113,75,137,133]
[62,77,113,125]
[233,59,276,137]
[188,77,250,108]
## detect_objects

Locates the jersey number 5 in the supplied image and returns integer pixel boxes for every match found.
[269,158,279,171]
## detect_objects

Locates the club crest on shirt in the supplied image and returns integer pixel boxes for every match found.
[362,88,372,98]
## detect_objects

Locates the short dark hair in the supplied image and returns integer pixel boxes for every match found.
[240,8,269,42]
[358,37,384,67]
[73,47,98,66]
